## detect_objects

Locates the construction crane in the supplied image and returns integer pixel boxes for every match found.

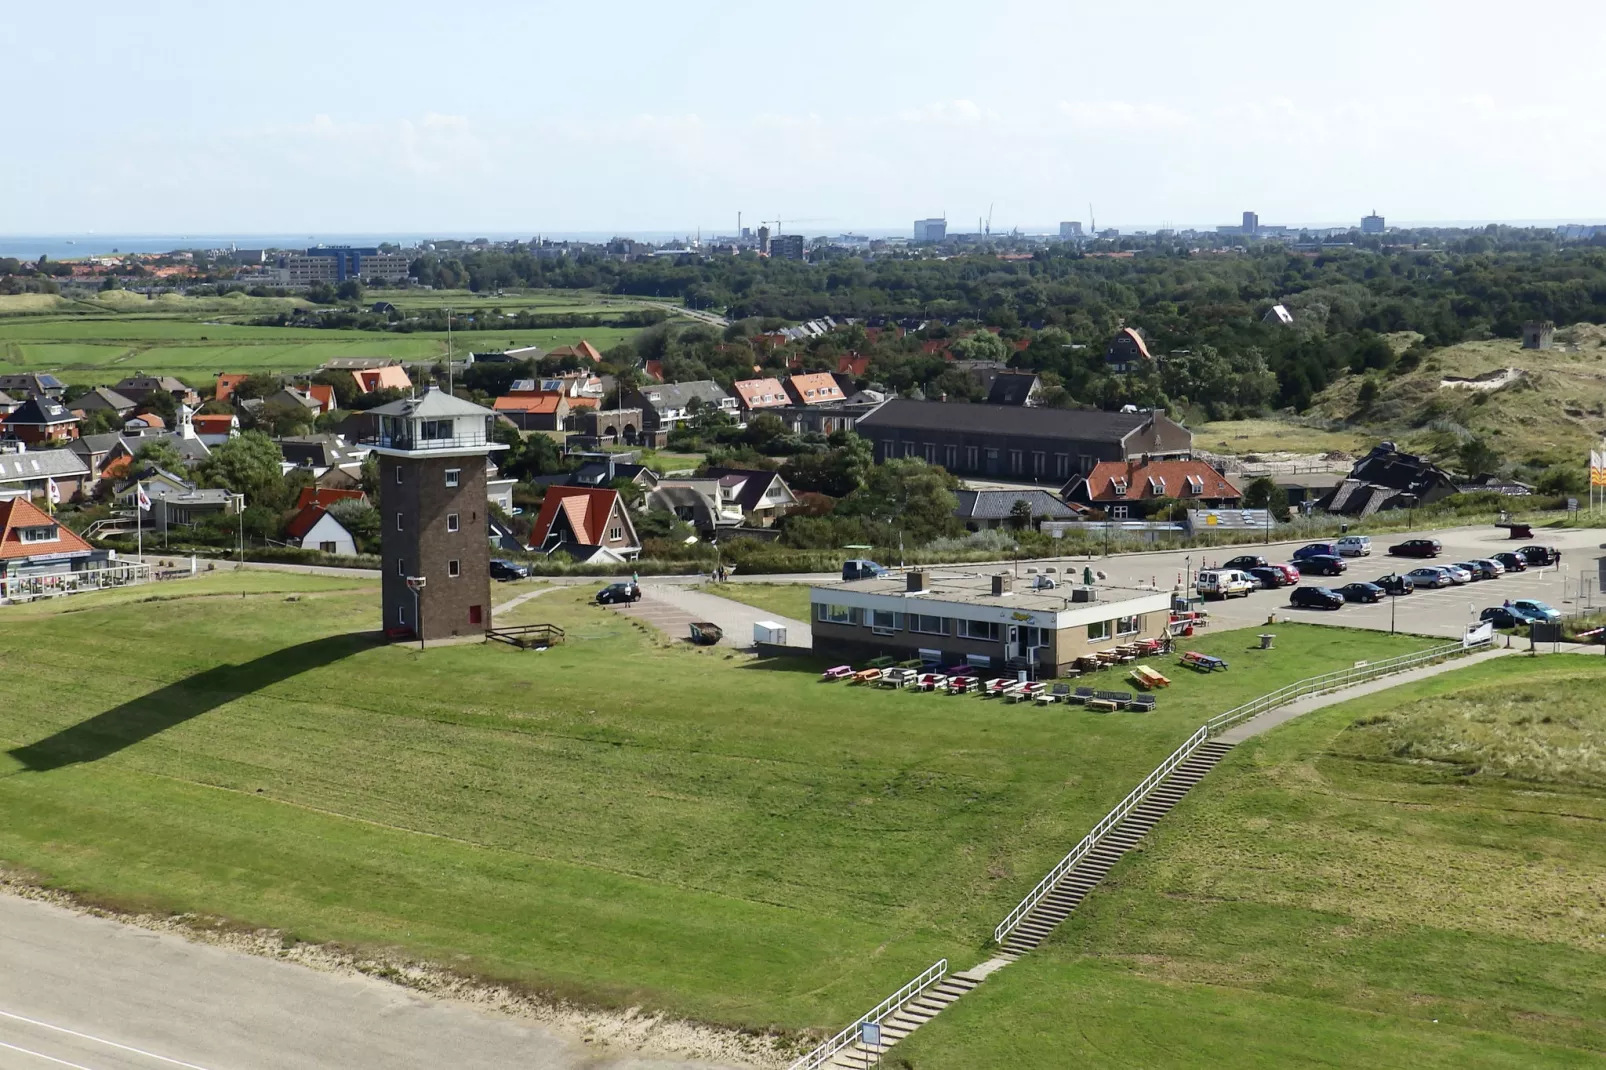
[760,217,831,233]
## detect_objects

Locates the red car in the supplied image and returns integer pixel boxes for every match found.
[1268,562,1301,584]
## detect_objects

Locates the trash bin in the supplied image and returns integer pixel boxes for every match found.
[1259,633,1276,649]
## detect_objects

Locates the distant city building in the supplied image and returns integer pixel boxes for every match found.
[769,234,805,261]
[1521,320,1555,350]
[1059,221,1084,239]
[913,218,947,243]
[1241,211,1259,235]
[1361,211,1385,234]
[282,246,411,284]
[756,226,771,256]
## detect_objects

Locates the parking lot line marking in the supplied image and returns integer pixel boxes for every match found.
[0,1038,102,1070]
[0,1011,217,1070]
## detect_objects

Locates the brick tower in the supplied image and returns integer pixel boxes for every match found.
[365,387,505,642]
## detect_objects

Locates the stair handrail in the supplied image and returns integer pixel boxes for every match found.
[786,958,947,1070]
[995,636,1486,944]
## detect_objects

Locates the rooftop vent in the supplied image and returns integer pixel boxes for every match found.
[907,571,928,593]
[992,573,1012,596]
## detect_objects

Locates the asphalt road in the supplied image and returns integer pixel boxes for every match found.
[0,894,736,1070]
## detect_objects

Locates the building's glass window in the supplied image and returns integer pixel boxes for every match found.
[1088,619,1112,641]
[966,445,979,470]
[1117,615,1143,636]
[923,442,936,463]
[1033,451,1045,475]
[447,513,459,532]
[445,468,461,487]
[1112,506,1129,519]
[902,441,917,458]
[871,610,904,633]
[421,419,453,440]
[395,466,403,484]
[1010,450,1023,474]
[319,541,337,553]
[397,605,406,625]
[1056,453,1070,478]
[18,525,57,543]
[395,558,405,576]
[448,559,460,578]
[958,619,1000,641]
[911,614,948,635]
[945,445,958,469]
[395,512,404,531]
[817,603,860,625]
[609,526,623,540]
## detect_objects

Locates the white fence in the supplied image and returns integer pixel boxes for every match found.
[786,959,947,1070]
[994,637,1483,944]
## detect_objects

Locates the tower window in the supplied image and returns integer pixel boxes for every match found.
[395,513,403,531]
[447,513,459,533]
[445,468,460,488]
[394,467,403,485]
[395,558,404,576]
[448,559,460,577]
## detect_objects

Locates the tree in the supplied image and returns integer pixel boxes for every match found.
[1457,437,1501,477]
[197,430,288,507]
[230,374,281,401]
[140,388,179,426]
[336,279,364,302]
[948,332,1009,363]
[1242,475,1281,509]
[131,437,185,474]
[1008,498,1034,530]
[79,407,124,436]
[838,458,962,543]
[327,498,380,551]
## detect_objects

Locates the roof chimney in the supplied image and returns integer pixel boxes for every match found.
[992,573,1012,596]
[907,570,928,593]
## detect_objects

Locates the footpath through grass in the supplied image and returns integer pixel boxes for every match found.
[898,654,1606,1068]
[0,574,1431,1033]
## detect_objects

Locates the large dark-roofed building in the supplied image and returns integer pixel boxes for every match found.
[854,399,1191,482]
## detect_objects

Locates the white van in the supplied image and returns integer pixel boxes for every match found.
[1336,535,1372,557]
[1196,568,1257,599]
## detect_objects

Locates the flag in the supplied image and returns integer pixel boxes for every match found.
[46,477,60,505]
[1593,451,1606,488]
[136,482,152,512]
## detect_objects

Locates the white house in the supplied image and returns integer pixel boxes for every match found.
[295,509,358,556]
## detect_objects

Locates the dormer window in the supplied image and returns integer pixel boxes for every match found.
[18,524,57,543]
[1112,479,1129,497]
[1148,476,1165,495]
[1186,475,1205,494]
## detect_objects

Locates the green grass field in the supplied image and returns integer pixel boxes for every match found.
[706,582,814,622]
[0,573,1434,1035]
[897,655,1606,1068]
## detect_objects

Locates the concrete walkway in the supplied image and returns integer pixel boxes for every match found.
[1217,646,1514,744]
[640,584,812,650]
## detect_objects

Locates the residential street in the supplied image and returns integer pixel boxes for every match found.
[0,894,739,1070]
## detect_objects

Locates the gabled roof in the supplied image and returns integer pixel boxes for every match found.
[632,380,730,412]
[954,489,1079,520]
[366,386,493,419]
[857,398,1155,442]
[986,372,1040,405]
[732,377,789,409]
[5,397,79,426]
[532,486,628,547]
[1106,326,1152,362]
[785,373,845,405]
[72,432,132,457]
[494,393,564,414]
[73,387,137,412]
[114,375,191,394]
[278,434,358,468]
[546,340,603,362]
[214,374,250,402]
[126,413,165,429]
[307,384,336,411]
[838,354,870,377]
[191,414,237,433]
[285,503,330,540]
[0,449,90,484]
[1074,459,1240,502]
[0,497,93,560]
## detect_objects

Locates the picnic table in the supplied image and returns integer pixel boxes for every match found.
[1180,651,1229,673]
[1130,664,1171,689]
[820,665,853,681]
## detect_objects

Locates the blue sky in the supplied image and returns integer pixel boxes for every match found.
[5,0,1604,235]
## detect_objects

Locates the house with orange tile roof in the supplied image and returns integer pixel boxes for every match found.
[214,373,250,402]
[354,365,412,393]
[530,486,639,563]
[0,496,107,599]
[546,340,604,363]
[837,354,870,378]
[731,377,789,419]
[123,412,166,435]
[1063,458,1241,519]
[783,373,845,406]
[493,392,568,431]
[191,413,239,446]
[295,486,368,511]
[285,502,359,556]
[307,383,336,413]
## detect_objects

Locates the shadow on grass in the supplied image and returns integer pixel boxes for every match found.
[8,632,378,773]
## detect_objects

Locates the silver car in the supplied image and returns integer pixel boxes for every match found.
[1442,564,1473,585]
[1405,566,1453,589]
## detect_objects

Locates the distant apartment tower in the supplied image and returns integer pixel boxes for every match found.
[283,246,411,284]
[756,226,771,256]
[913,218,947,243]
[769,234,806,261]
[1361,211,1386,234]
[1241,211,1259,235]
[1521,320,1555,350]
[1059,221,1084,239]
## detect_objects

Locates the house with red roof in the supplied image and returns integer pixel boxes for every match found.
[0,496,107,599]
[546,340,604,363]
[295,486,368,511]
[731,377,789,419]
[307,383,336,413]
[837,354,870,378]
[285,502,359,556]
[493,393,569,431]
[353,365,413,394]
[530,486,640,563]
[191,412,239,446]
[783,373,845,406]
[1062,458,1241,519]
[214,373,250,402]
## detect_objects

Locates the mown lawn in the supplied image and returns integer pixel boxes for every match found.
[702,582,814,623]
[897,655,1606,1068]
[0,573,1432,1033]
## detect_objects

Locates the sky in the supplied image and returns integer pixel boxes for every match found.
[5,0,1606,236]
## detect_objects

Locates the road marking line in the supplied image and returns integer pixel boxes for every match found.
[0,1038,103,1070]
[0,1011,218,1070]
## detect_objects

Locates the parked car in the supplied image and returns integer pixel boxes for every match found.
[1441,563,1473,585]
[1196,568,1258,599]
[1298,554,1348,577]
[1373,573,1415,596]
[489,559,530,580]
[1292,542,1343,561]
[1389,538,1442,558]
[595,581,641,605]
[842,559,887,581]
[1455,560,1497,581]
[1267,562,1301,584]
[1518,545,1562,566]
[1290,586,1345,610]
[1481,605,1542,628]
[1492,551,1528,572]
[1223,554,1271,572]
[1405,566,1454,589]
[1336,535,1373,557]
[1337,581,1385,603]
[1513,598,1562,622]
[1248,566,1285,590]
[1475,558,1506,577]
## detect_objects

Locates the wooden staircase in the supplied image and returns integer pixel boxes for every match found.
[1001,739,1234,955]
